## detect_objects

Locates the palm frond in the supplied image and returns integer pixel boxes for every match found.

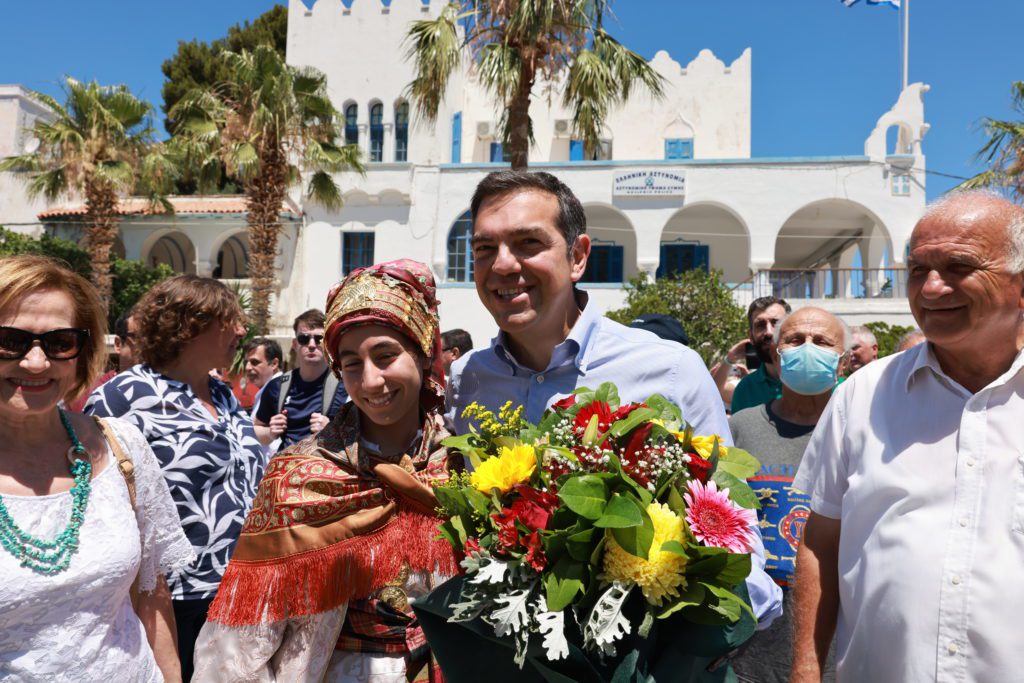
[404,4,462,123]
[306,170,343,211]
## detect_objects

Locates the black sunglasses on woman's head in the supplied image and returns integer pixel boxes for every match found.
[0,327,90,360]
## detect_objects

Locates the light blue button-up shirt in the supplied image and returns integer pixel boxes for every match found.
[446,294,783,626]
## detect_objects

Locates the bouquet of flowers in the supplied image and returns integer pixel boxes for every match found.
[426,382,762,674]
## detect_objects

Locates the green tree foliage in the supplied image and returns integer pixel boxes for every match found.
[405,0,663,169]
[606,271,747,367]
[959,81,1024,201]
[160,5,287,135]
[0,78,175,312]
[170,46,363,334]
[0,227,173,329]
[863,321,915,358]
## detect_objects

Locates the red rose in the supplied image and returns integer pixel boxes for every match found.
[510,485,559,531]
[687,453,713,483]
[621,422,654,463]
[524,530,547,572]
[551,395,577,410]
[611,403,647,423]
[574,400,613,433]
[464,537,483,557]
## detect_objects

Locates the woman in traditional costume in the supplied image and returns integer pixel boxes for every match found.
[193,260,460,682]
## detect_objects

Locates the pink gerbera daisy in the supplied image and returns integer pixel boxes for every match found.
[683,479,756,553]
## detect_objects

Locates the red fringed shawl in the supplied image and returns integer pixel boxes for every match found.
[207,404,459,627]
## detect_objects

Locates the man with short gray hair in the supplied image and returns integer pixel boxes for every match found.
[791,191,1024,682]
[846,325,877,373]
[729,307,845,682]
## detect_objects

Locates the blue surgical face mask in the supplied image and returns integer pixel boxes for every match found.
[778,342,841,396]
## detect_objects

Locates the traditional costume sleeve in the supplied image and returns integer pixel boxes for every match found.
[192,608,347,682]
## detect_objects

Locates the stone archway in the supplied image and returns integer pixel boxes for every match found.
[659,203,750,283]
[145,231,196,274]
[582,204,637,283]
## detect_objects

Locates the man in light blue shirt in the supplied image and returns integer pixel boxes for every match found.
[446,169,782,629]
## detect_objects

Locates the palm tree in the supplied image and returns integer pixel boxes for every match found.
[405,0,664,169]
[959,81,1024,201]
[170,45,364,334]
[0,78,172,310]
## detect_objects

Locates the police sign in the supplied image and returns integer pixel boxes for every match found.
[612,170,686,197]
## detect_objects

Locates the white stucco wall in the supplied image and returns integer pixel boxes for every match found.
[0,85,53,234]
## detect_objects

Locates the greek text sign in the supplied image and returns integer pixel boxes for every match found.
[612,170,686,197]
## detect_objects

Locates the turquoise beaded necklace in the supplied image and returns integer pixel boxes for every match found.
[0,408,92,574]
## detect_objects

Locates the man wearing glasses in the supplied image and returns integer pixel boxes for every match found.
[253,309,348,451]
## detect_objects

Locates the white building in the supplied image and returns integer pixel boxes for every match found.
[3,0,929,347]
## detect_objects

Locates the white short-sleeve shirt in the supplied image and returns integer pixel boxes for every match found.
[0,418,194,681]
[795,342,1024,682]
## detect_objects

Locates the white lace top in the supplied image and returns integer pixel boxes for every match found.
[0,417,195,682]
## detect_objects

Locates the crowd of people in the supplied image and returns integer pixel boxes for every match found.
[0,169,1021,683]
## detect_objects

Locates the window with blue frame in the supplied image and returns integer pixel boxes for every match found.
[657,241,709,278]
[569,139,612,161]
[446,211,474,282]
[342,232,375,276]
[369,102,383,162]
[891,173,911,196]
[344,104,358,146]
[664,138,693,160]
[582,239,624,283]
[489,142,511,163]
[394,101,409,162]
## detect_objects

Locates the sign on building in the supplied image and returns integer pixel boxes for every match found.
[612,170,686,197]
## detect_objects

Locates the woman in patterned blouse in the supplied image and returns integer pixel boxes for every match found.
[86,274,267,680]
[193,260,461,682]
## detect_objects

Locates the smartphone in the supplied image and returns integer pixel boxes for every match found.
[744,341,761,371]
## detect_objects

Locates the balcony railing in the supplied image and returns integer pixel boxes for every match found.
[731,268,908,306]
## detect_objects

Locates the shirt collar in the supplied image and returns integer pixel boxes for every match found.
[905,341,1024,394]
[492,289,599,374]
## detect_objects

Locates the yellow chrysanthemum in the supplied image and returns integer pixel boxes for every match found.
[470,443,537,494]
[602,502,688,606]
[689,434,726,460]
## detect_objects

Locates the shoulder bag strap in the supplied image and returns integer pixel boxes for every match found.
[277,370,295,414]
[322,372,340,416]
[92,416,141,601]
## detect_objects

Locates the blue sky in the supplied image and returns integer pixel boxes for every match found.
[1,0,1020,199]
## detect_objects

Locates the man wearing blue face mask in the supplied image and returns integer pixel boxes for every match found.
[729,307,847,683]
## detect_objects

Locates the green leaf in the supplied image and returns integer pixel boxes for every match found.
[465,488,492,518]
[656,581,706,619]
[701,582,755,621]
[666,482,687,517]
[545,555,587,611]
[684,549,752,587]
[593,382,621,410]
[607,407,659,438]
[566,526,598,562]
[644,393,682,426]
[558,475,610,520]
[434,486,470,518]
[715,448,761,481]
[711,470,760,510]
[611,503,654,559]
[594,493,644,529]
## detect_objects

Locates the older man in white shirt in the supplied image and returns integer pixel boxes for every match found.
[790,191,1024,682]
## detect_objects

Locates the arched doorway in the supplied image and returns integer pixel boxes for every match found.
[582,205,636,284]
[659,203,749,283]
[214,232,249,279]
[146,232,196,274]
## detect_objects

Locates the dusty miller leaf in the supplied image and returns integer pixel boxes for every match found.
[469,557,509,585]
[582,582,633,657]
[533,596,570,661]
[490,584,535,638]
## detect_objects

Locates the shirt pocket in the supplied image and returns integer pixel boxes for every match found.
[1014,454,1024,535]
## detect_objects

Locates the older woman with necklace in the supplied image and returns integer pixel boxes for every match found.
[193,260,461,682]
[0,255,193,682]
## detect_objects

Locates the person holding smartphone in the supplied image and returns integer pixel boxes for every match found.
[727,296,791,414]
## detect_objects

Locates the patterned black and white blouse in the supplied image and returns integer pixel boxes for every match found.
[85,365,267,600]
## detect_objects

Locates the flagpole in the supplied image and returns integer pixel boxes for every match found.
[902,0,909,90]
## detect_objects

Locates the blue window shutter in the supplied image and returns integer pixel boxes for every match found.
[610,245,624,282]
[696,244,709,272]
[680,139,693,159]
[569,139,584,161]
[490,142,504,162]
[451,112,462,163]
[665,139,678,159]
[665,138,693,160]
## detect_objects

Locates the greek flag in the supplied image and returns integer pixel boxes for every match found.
[842,0,900,7]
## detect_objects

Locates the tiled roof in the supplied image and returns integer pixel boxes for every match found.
[38,195,300,219]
